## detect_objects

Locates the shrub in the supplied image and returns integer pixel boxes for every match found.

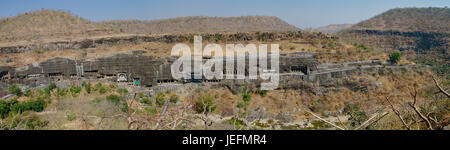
[389,52,401,64]
[25,116,48,130]
[106,94,121,104]
[24,88,32,97]
[214,35,222,42]
[84,82,91,94]
[66,112,76,121]
[141,97,152,105]
[236,101,245,109]
[255,88,268,97]
[343,104,368,128]
[117,88,128,96]
[223,117,245,128]
[144,107,157,115]
[99,86,107,94]
[242,93,252,104]
[195,95,216,114]
[44,88,51,97]
[120,102,131,113]
[169,95,179,103]
[0,101,11,118]
[95,82,103,89]
[138,93,145,98]
[257,32,267,41]
[109,84,117,90]
[260,90,268,96]
[94,82,103,91]
[11,98,46,114]
[8,85,22,96]
[69,85,82,97]
[91,98,102,104]
[354,43,374,51]
[36,89,44,96]
[56,88,68,98]
[48,83,57,91]
[155,93,166,107]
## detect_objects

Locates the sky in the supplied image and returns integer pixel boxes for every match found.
[0,0,448,29]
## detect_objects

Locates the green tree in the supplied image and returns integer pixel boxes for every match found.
[242,93,251,104]
[169,95,179,103]
[106,94,120,104]
[0,101,11,118]
[117,88,128,96]
[24,88,32,97]
[389,52,401,64]
[98,86,106,94]
[69,85,82,97]
[84,82,91,94]
[141,97,152,105]
[8,85,22,96]
[343,104,368,128]
[195,95,216,114]
[155,93,166,107]
[11,98,46,114]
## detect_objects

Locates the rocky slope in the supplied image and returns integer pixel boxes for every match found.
[101,16,300,34]
[0,9,117,42]
[339,7,450,67]
[315,24,352,34]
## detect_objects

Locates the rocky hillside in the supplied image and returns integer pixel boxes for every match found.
[314,24,352,34]
[0,10,300,43]
[339,7,450,70]
[349,7,450,33]
[101,16,300,34]
[0,9,117,42]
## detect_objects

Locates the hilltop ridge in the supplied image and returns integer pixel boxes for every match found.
[345,7,450,33]
[0,9,117,42]
[0,10,300,43]
[101,16,300,34]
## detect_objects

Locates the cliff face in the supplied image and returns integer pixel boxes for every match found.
[0,51,319,97]
[1,50,417,98]
[342,30,449,52]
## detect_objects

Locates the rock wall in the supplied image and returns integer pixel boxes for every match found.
[341,29,449,52]
[0,51,319,96]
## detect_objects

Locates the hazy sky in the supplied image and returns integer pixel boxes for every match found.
[0,0,448,28]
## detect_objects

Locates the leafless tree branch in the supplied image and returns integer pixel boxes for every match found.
[432,76,450,98]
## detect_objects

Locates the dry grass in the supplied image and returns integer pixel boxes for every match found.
[36,82,128,130]
[0,9,118,43]
[2,68,444,130]
[101,16,300,34]
[347,7,450,33]
[1,36,394,67]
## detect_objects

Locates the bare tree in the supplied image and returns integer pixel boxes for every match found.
[306,110,388,130]
[384,95,411,130]
[432,76,450,98]
[381,76,448,130]
[196,95,216,130]
[125,93,192,130]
